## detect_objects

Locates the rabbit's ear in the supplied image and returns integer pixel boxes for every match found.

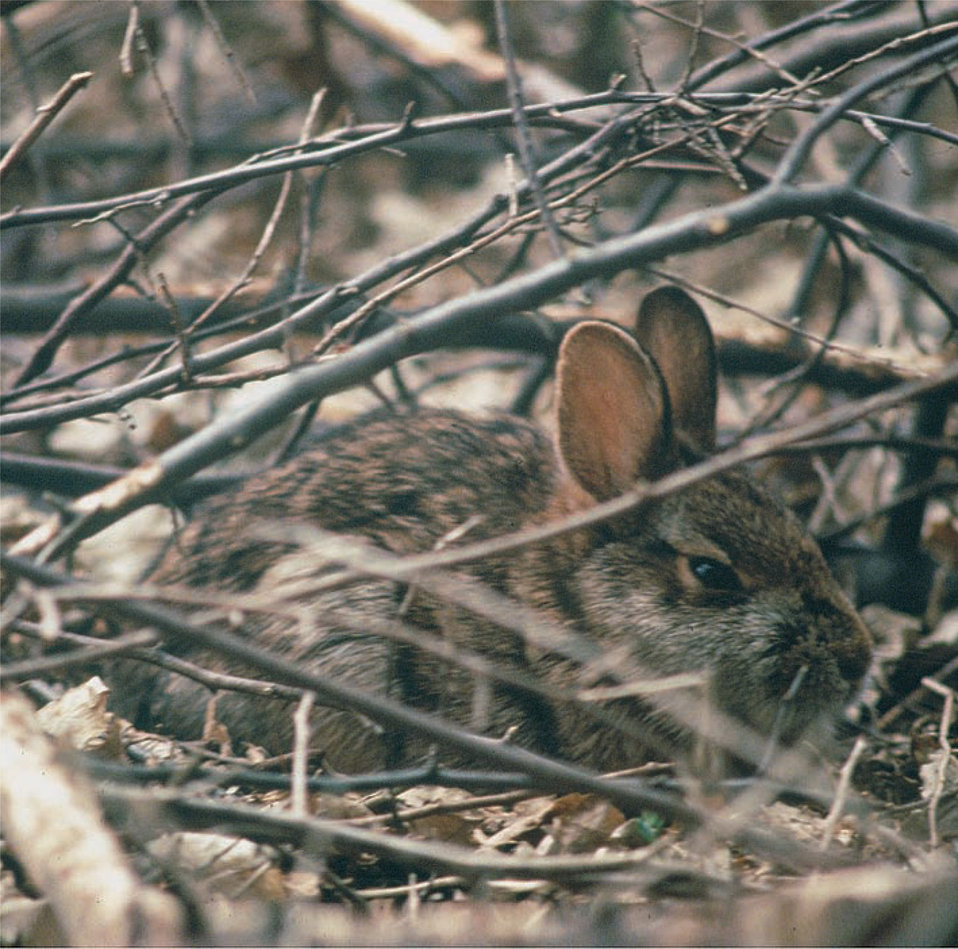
[557,322,671,501]
[634,287,716,451]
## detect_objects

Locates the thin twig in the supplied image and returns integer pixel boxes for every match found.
[291,691,316,818]
[195,0,256,104]
[0,71,93,182]
[920,678,955,849]
[817,473,958,544]
[494,0,564,260]
[0,629,159,679]
[132,0,193,145]
[156,272,194,383]
[641,0,803,89]
[0,553,765,842]
[119,1,139,77]
[820,735,868,851]
[97,781,832,878]
[3,621,305,701]
[183,89,326,341]
[877,656,958,730]
[12,190,221,387]
[4,84,955,233]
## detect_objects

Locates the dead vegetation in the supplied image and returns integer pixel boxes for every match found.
[1,1,957,945]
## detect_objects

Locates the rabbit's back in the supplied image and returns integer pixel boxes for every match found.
[114,409,565,767]
[159,409,556,590]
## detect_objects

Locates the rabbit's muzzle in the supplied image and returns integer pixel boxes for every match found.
[717,590,872,743]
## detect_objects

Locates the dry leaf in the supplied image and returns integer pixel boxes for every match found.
[147,833,286,900]
[545,793,626,854]
[36,676,121,755]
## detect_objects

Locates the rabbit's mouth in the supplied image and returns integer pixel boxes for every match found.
[746,650,860,745]
[706,639,858,748]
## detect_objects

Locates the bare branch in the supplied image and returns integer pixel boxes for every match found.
[0,71,93,182]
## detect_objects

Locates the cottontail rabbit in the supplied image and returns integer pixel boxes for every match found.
[112,287,872,772]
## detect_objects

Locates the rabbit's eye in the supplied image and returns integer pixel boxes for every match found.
[688,557,743,593]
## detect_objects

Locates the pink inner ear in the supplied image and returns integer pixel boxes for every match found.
[557,322,671,502]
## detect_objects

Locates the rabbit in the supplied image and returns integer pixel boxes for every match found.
[110,286,872,774]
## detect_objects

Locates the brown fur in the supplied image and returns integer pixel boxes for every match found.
[110,287,872,772]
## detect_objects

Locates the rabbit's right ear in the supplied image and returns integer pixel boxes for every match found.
[634,287,717,451]
[557,322,671,502]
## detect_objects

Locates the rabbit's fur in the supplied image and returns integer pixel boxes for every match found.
[113,287,872,772]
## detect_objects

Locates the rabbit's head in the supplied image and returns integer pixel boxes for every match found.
[518,287,872,757]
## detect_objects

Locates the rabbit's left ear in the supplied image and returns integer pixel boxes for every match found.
[634,287,717,451]
[556,321,673,502]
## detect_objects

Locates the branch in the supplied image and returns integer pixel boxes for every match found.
[703,2,958,94]
[0,71,93,181]
[494,0,565,259]
[96,783,714,883]
[0,451,238,505]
